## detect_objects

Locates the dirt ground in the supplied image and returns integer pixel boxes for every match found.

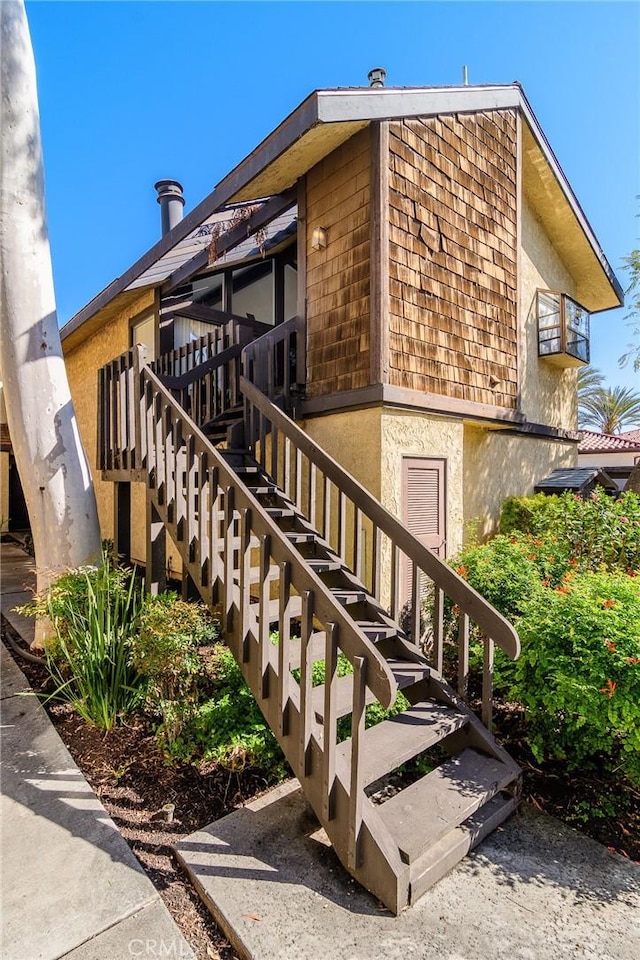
[4,629,639,960]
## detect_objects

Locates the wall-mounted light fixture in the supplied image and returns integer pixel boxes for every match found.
[311,226,328,251]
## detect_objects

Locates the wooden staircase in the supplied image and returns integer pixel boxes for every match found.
[99,318,521,913]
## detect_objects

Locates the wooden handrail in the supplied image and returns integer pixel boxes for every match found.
[240,375,519,661]
[140,354,397,711]
[157,343,242,391]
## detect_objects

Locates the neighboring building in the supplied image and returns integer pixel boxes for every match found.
[578,429,640,490]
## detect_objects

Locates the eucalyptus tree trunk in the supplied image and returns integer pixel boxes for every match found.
[0,1,101,643]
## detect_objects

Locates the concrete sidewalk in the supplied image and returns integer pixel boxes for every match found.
[0,542,195,960]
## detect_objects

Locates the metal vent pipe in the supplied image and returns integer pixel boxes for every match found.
[154,180,185,236]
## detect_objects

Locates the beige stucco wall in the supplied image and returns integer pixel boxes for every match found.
[63,290,155,543]
[301,407,382,500]
[380,409,464,559]
[463,423,576,542]
[519,197,579,430]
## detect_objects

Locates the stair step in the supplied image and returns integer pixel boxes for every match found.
[264,506,296,518]
[409,793,519,903]
[355,621,398,641]
[377,748,517,864]
[330,589,368,606]
[336,699,468,788]
[245,483,279,495]
[312,657,431,723]
[307,559,343,574]
[284,532,318,544]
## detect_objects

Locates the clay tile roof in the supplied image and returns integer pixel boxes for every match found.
[578,430,640,453]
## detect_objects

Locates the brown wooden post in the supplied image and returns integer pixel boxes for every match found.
[113,481,131,565]
[146,494,166,595]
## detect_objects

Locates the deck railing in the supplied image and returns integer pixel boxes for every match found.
[241,314,305,413]
[241,375,520,729]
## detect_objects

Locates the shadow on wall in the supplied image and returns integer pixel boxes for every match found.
[463,424,576,545]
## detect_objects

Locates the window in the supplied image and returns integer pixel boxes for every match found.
[537,290,590,367]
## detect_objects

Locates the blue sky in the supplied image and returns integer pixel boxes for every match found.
[26,0,640,389]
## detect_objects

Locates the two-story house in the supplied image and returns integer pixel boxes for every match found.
[52,79,622,912]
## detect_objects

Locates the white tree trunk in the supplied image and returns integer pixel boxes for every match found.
[0,1,101,639]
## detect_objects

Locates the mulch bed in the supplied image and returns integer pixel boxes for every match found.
[4,626,639,959]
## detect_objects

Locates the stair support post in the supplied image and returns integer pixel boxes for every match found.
[482,637,494,731]
[348,655,367,871]
[223,485,236,638]
[321,622,339,822]
[113,481,131,565]
[146,495,166,596]
[458,612,470,701]
[239,508,252,662]
[277,560,292,737]
[298,590,314,777]
[258,533,272,699]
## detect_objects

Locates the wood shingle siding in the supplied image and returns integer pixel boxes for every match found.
[388,111,518,408]
[306,128,371,397]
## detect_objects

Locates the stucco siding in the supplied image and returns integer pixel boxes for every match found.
[463,423,576,542]
[519,197,579,430]
[63,290,154,542]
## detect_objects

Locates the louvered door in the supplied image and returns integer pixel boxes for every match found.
[401,457,446,607]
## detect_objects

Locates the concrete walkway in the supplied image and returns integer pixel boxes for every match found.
[0,542,195,960]
[177,781,640,960]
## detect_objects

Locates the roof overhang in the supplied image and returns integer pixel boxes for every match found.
[62,83,622,346]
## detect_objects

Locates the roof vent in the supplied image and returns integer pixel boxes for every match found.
[368,67,386,88]
[154,180,185,237]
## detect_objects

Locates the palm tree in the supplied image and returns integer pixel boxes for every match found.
[577,366,605,400]
[579,385,640,434]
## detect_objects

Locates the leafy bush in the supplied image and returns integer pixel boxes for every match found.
[514,572,640,784]
[129,593,218,743]
[500,491,640,574]
[19,547,145,729]
[165,645,288,778]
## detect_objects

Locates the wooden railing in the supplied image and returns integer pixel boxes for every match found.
[241,375,520,729]
[98,348,138,474]
[241,314,305,413]
[137,354,396,867]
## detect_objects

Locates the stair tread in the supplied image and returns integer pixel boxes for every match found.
[378,748,517,862]
[330,589,368,605]
[337,699,468,787]
[312,657,431,722]
[409,793,518,902]
[307,559,343,572]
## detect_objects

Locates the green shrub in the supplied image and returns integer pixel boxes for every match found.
[455,536,545,621]
[129,593,218,743]
[19,548,145,729]
[165,645,288,778]
[500,491,640,574]
[514,572,640,783]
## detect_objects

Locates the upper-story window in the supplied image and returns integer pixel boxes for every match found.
[166,248,297,351]
[537,289,590,367]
